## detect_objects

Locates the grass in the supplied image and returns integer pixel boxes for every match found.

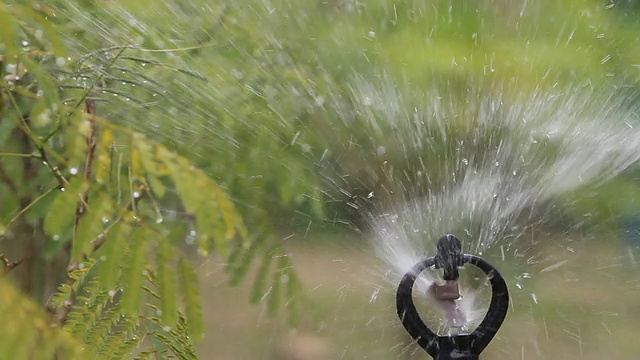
[195,232,640,359]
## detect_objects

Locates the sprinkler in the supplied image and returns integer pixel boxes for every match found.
[396,234,509,360]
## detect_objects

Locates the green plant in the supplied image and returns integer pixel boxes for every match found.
[0,2,300,358]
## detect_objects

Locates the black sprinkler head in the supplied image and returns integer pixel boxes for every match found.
[396,234,509,360]
[434,234,464,281]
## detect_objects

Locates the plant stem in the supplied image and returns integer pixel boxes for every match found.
[0,152,38,158]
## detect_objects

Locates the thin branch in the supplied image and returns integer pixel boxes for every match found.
[0,254,24,275]
[5,186,57,229]
[72,97,98,238]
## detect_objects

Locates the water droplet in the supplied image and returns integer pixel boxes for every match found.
[60,187,65,192]
[368,30,376,38]
[55,57,65,67]
[53,234,60,241]
[462,158,469,166]
[36,89,44,97]
[141,63,147,67]
[133,191,141,198]
[108,290,116,297]
[190,230,197,236]
[21,40,29,46]
[101,216,110,224]
[78,263,85,270]
[69,167,78,175]
[369,288,380,303]
[230,69,243,80]
[156,217,164,224]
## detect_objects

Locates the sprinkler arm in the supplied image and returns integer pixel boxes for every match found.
[396,235,509,360]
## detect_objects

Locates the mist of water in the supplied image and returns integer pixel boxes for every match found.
[344,77,640,331]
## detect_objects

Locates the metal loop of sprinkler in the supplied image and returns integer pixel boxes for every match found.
[396,234,509,360]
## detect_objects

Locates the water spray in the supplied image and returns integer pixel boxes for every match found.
[396,234,509,359]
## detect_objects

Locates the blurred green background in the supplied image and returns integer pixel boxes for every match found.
[3,0,640,358]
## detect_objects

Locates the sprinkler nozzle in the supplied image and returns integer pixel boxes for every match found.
[396,234,509,360]
[434,234,464,281]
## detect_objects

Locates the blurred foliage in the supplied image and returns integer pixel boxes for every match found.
[1,1,300,358]
[2,0,640,358]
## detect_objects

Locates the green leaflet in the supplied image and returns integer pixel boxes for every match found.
[147,315,197,360]
[120,229,149,317]
[98,221,131,292]
[156,241,178,328]
[22,5,68,57]
[43,178,87,241]
[21,56,62,126]
[69,281,110,339]
[65,110,89,171]
[178,257,203,340]
[269,252,299,319]
[94,128,115,185]
[282,256,300,325]
[227,237,261,286]
[0,4,17,60]
[108,334,143,360]
[267,256,283,317]
[250,245,273,304]
[134,137,167,198]
[95,306,140,359]
[73,192,112,261]
[158,144,247,258]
